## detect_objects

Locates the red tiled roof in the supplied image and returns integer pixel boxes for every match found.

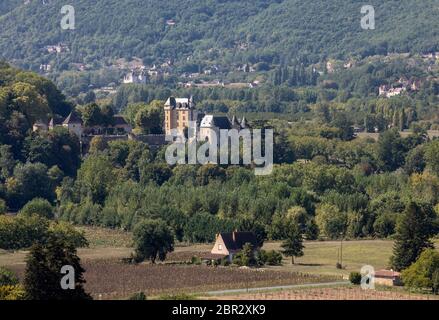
[375,270,401,278]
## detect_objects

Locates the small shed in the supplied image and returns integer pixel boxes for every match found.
[374,269,402,286]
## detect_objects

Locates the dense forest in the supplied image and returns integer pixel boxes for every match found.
[1,62,438,249]
[1,0,439,73]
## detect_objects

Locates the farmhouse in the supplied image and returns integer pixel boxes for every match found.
[374,269,402,286]
[210,231,260,262]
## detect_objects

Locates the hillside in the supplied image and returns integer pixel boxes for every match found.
[0,0,22,16]
[0,0,438,73]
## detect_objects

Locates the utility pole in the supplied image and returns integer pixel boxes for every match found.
[340,232,344,269]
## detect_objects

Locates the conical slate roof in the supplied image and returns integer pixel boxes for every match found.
[231,115,240,126]
[240,117,248,128]
[63,112,83,125]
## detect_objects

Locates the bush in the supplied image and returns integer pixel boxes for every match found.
[191,256,202,265]
[128,292,147,300]
[158,293,195,300]
[258,250,283,266]
[220,257,230,266]
[349,272,362,285]
[19,198,54,219]
[0,267,19,286]
[232,243,257,267]
[0,285,26,300]
[0,215,49,250]
[0,215,88,250]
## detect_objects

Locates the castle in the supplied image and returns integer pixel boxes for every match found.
[163,96,248,141]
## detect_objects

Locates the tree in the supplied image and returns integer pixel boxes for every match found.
[19,198,54,219]
[390,202,436,271]
[133,219,174,263]
[404,145,426,175]
[76,154,114,204]
[83,91,96,104]
[88,136,109,154]
[48,222,89,248]
[140,163,172,186]
[377,129,406,171]
[315,204,347,239]
[25,128,81,177]
[100,104,115,127]
[134,102,163,134]
[232,243,257,266]
[424,140,439,175]
[0,144,15,180]
[81,103,103,127]
[332,112,354,141]
[6,162,52,210]
[0,199,6,215]
[23,234,91,300]
[401,249,439,293]
[0,214,49,250]
[281,223,304,264]
[273,130,295,164]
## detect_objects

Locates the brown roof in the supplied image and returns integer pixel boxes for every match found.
[219,231,259,251]
[113,115,129,126]
[375,270,401,278]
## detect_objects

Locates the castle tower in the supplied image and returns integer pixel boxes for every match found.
[164,96,197,136]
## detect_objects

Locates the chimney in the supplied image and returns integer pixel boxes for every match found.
[232,229,238,242]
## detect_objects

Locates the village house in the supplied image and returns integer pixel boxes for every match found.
[379,78,423,98]
[210,231,260,263]
[379,85,406,98]
[34,112,132,139]
[45,44,69,54]
[123,70,147,84]
[60,112,84,137]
